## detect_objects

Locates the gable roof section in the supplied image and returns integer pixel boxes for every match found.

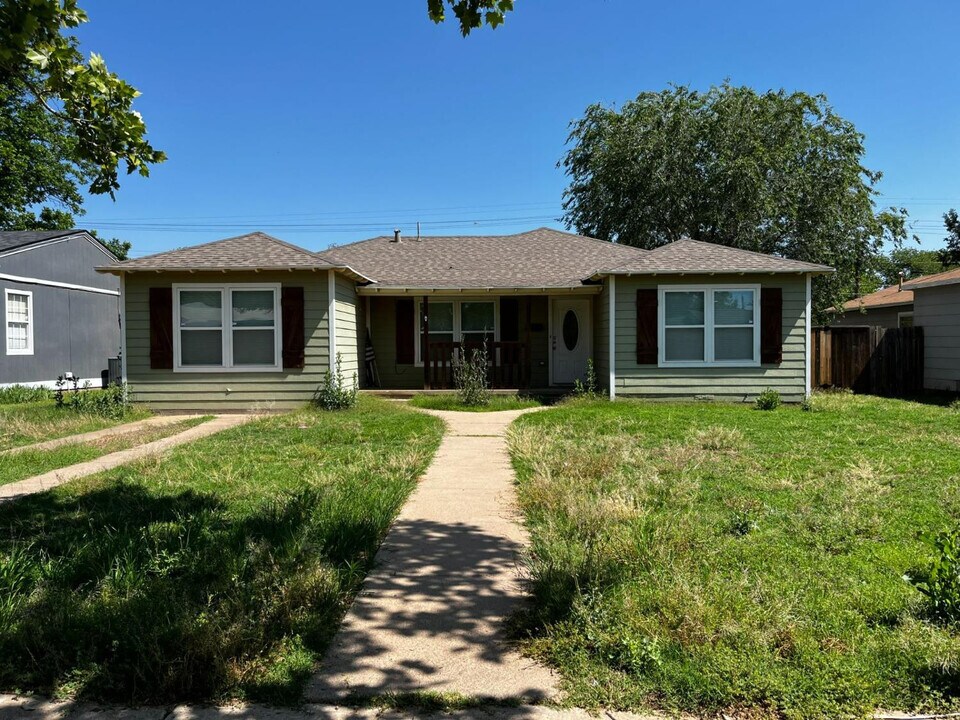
[97,231,370,281]
[0,229,114,259]
[598,238,833,276]
[903,266,960,291]
[837,284,913,312]
[318,227,648,289]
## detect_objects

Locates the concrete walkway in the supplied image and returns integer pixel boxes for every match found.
[0,415,254,503]
[1,414,204,456]
[308,408,557,703]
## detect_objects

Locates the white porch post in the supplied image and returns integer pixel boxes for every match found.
[805,274,812,398]
[119,273,127,383]
[328,269,337,375]
[608,275,616,400]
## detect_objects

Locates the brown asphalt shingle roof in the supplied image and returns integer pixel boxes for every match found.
[602,238,833,275]
[96,232,368,279]
[838,284,913,312]
[903,266,960,290]
[318,227,648,289]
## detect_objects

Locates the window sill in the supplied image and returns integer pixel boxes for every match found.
[658,360,761,369]
[6,349,33,356]
[173,366,284,373]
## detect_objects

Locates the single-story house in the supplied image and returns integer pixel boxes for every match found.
[1,229,121,388]
[903,267,960,392]
[96,228,833,411]
[829,281,914,329]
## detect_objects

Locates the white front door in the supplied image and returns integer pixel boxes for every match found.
[551,298,592,385]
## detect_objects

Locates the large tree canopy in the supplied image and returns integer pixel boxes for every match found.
[941,209,960,267]
[427,0,514,35]
[561,84,908,318]
[0,0,164,197]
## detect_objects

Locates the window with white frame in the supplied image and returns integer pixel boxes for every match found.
[5,289,33,356]
[174,284,281,371]
[416,298,497,365]
[659,285,759,366]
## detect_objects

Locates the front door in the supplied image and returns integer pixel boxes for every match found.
[551,298,592,385]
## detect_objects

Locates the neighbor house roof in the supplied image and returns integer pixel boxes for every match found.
[318,227,648,289]
[903,266,960,291]
[835,284,914,313]
[96,231,371,281]
[0,229,96,256]
[596,239,834,276]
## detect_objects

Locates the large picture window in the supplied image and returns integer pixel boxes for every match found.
[416,298,497,365]
[659,285,759,366]
[5,289,33,356]
[174,284,281,372]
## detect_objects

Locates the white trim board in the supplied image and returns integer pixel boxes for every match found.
[608,276,616,400]
[328,269,337,375]
[0,272,119,296]
[805,275,812,398]
[0,232,117,261]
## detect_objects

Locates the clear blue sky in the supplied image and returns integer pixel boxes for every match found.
[75,0,960,257]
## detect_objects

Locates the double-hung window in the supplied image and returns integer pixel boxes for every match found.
[174,284,281,372]
[5,289,33,356]
[416,298,497,365]
[659,285,759,366]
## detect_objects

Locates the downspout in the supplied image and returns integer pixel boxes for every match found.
[328,270,337,375]
[805,274,812,399]
[119,273,127,383]
[608,275,616,400]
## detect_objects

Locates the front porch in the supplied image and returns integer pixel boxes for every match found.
[358,290,603,391]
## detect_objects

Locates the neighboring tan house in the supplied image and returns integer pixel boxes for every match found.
[96,228,833,411]
[1,230,121,388]
[903,267,960,393]
[829,282,915,329]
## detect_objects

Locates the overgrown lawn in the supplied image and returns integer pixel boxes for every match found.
[0,401,151,451]
[0,396,443,704]
[408,393,541,412]
[508,393,960,719]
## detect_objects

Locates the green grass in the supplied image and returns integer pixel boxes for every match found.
[0,396,444,704]
[508,393,960,719]
[0,401,152,451]
[0,417,210,487]
[408,393,541,412]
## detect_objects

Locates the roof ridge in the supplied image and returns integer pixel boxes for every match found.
[114,230,315,266]
[520,226,650,255]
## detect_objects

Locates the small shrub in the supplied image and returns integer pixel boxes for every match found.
[949,398,960,413]
[908,527,960,625]
[453,342,489,407]
[728,508,759,536]
[312,353,358,410]
[573,358,600,398]
[0,385,50,404]
[53,376,132,419]
[754,389,781,411]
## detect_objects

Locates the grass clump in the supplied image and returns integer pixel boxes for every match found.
[909,527,960,626]
[0,385,51,404]
[754,388,781,410]
[409,393,541,413]
[0,396,443,704]
[508,394,960,718]
[55,377,133,420]
[0,401,151,452]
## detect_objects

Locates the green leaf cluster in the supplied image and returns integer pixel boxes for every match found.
[560,83,909,319]
[427,0,514,35]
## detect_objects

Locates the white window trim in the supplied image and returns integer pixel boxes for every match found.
[898,311,914,328]
[172,283,282,373]
[5,288,34,356]
[414,297,500,367]
[657,284,761,368]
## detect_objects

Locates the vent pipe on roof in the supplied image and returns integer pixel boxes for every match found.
[899,271,904,292]
[417,221,421,241]
[393,229,402,243]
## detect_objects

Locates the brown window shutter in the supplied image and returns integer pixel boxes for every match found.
[395,298,415,364]
[281,286,305,369]
[149,287,173,370]
[500,297,520,342]
[760,287,783,364]
[636,289,658,364]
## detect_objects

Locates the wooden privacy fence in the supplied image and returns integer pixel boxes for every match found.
[812,325,924,396]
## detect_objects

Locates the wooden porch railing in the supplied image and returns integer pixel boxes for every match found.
[425,341,528,389]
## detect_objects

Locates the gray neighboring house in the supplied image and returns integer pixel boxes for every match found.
[0,230,121,388]
[903,267,960,392]
[828,282,915,329]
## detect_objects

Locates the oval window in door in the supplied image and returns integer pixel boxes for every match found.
[562,309,579,350]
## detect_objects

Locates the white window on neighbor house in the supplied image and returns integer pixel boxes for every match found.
[173,284,281,372]
[5,289,33,356]
[659,285,760,367]
[415,298,498,365]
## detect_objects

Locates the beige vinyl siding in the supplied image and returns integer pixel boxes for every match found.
[913,284,960,392]
[333,272,361,385]
[124,271,329,411]
[614,274,808,402]
[593,282,610,392]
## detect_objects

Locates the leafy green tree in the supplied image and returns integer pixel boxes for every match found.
[941,209,960,267]
[89,231,130,260]
[0,0,164,197]
[560,84,908,319]
[427,0,514,35]
[868,247,953,289]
